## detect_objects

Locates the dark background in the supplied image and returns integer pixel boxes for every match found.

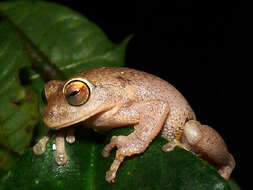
[52,1,246,188]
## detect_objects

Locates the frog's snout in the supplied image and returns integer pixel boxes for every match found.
[42,105,60,130]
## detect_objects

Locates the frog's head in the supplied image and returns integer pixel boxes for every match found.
[42,76,117,130]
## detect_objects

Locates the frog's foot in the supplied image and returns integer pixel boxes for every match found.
[102,134,146,183]
[217,153,235,179]
[162,140,190,152]
[55,130,68,165]
[65,128,75,144]
[33,128,76,166]
[33,132,52,155]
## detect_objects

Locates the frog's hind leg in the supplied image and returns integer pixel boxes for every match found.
[181,120,235,179]
[102,100,170,183]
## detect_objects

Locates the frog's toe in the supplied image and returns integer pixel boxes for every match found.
[33,133,51,155]
[66,128,75,144]
[102,136,118,158]
[55,130,68,165]
[102,149,110,158]
[218,158,235,180]
[105,169,116,183]
[33,142,46,155]
[105,159,122,183]
[55,152,68,165]
[162,142,177,152]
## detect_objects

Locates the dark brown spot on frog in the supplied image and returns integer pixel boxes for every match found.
[116,75,131,87]
[185,116,191,123]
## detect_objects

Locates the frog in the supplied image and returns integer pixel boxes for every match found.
[33,67,235,183]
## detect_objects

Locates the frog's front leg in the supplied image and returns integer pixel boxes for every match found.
[33,128,75,165]
[33,131,52,155]
[102,100,170,183]
[54,130,68,165]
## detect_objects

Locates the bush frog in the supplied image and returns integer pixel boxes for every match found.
[33,67,235,182]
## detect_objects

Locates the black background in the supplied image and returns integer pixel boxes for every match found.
[51,0,247,189]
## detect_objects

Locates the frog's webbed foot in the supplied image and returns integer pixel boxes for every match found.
[33,128,76,166]
[102,134,147,183]
[101,135,130,183]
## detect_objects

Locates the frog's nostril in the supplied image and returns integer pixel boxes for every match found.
[41,89,48,105]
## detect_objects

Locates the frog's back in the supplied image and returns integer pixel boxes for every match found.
[76,67,195,140]
[106,67,196,141]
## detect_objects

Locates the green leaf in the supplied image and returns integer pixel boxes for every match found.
[0,0,130,93]
[0,13,39,155]
[0,148,18,179]
[0,127,232,190]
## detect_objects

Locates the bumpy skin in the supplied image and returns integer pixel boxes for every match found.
[33,67,235,182]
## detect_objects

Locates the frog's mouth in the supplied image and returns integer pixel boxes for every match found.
[45,106,114,130]
[46,114,93,130]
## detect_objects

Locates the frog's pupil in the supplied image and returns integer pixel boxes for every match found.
[68,89,80,97]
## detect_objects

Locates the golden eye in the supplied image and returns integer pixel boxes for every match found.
[63,79,92,106]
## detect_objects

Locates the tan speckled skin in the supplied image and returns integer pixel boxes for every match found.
[43,67,195,133]
[34,67,235,182]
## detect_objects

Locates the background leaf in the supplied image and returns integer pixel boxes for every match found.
[0,13,39,155]
[0,148,18,179]
[0,0,129,177]
[0,0,129,93]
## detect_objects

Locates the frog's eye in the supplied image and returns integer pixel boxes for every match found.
[41,88,47,105]
[63,79,92,106]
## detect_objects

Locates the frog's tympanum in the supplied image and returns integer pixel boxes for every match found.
[33,67,235,182]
